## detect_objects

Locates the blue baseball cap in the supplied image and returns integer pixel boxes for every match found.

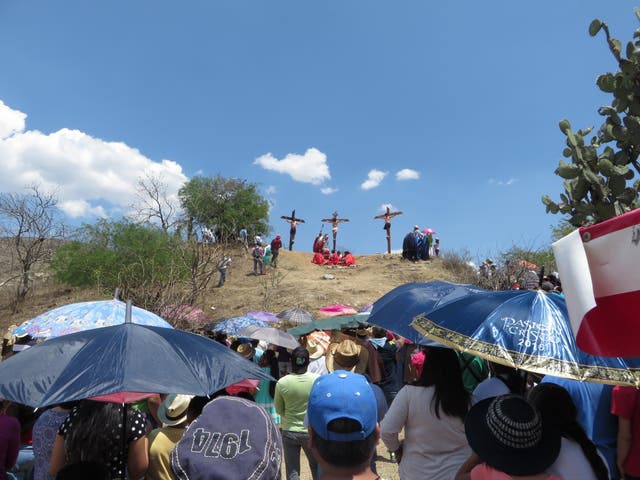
[307,370,377,442]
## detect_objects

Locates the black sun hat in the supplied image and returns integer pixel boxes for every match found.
[464,394,561,476]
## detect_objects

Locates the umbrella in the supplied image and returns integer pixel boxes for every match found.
[358,303,374,313]
[277,308,315,325]
[238,325,300,349]
[212,316,268,336]
[421,228,436,235]
[515,260,539,270]
[368,281,486,345]
[411,287,640,387]
[245,311,280,323]
[12,299,173,339]
[287,313,371,337]
[0,319,272,408]
[318,305,358,317]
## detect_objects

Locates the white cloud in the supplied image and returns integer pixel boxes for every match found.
[380,203,397,212]
[0,100,189,219]
[488,177,517,186]
[396,168,420,181]
[361,169,388,190]
[265,185,277,195]
[0,100,26,139]
[253,147,331,185]
[320,187,338,195]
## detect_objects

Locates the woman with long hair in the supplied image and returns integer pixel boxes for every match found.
[49,400,148,479]
[380,346,471,479]
[529,383,610,480]
[255,348,281,425]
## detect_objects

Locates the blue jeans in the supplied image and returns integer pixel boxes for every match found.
[281,430,318,480]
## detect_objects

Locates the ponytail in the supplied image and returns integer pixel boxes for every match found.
[563,420,609,480]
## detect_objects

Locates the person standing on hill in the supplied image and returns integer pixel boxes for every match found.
[252,243,265,275]
[271,235,283,268]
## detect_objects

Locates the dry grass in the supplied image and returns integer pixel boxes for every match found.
[0,247,470,334]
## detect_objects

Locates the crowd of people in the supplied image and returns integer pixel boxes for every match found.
[310,233,356,267]
[2,304,638,480]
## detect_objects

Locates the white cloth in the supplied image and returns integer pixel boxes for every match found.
[380,385,470,480]
[471,377,510,405]
[307,356,328,376]
[547,437,604,480]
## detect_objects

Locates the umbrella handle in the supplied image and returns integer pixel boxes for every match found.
[126,301,132,324]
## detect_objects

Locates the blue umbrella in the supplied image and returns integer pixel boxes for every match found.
[368,281,486,345]
[13,299,172,339]
[212,316,268,336]
[0,317,272,408]
[411,287,640,387]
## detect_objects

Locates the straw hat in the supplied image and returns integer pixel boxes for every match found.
[158,394,194,427]
[306,338,325,360]
[325,339,369,374]
[237,343,254,359]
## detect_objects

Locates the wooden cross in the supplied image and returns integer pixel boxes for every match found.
[280,209,306,251]
[321,211,349,252]
[374,206,403,254]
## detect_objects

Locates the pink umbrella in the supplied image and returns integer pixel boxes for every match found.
[318,305,358,318]
[421,228,436,235]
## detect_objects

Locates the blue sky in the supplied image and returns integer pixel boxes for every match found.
[0,1,638,259]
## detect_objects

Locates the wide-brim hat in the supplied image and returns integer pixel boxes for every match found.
[237,343,254,359]
[465,395,560,476]
[325,339,369,374]
[306,339,325,360]
[158,394,194,427]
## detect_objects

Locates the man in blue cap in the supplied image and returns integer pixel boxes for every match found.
[307,370,380,480]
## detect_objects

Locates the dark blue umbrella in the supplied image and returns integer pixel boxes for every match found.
[0,320,272,408]
[368,281,486,345]
[411,287,640,387]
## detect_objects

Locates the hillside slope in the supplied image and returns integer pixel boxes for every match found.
[0,249,467,332]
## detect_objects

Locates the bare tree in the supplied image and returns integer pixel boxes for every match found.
[130,172,181,232]
[0,186,66,307]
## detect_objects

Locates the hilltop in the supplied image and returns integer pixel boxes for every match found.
[0,248,470,333]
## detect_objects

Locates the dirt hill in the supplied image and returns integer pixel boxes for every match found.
[0,248,471,333]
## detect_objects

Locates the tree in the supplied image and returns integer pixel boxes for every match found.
[178,175,270,242]
[542,12,640,227]
[129,172,181,232]
[0,186,66,307]
[51,219,220,313]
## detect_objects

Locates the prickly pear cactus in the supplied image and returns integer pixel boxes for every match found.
[542,13,640,227]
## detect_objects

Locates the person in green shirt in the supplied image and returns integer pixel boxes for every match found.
[275,346,320,480]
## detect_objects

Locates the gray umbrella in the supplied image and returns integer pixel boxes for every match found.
[237,325,300,349]
[276,308,315,325]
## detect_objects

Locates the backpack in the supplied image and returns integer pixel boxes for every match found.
[252,246,263,258]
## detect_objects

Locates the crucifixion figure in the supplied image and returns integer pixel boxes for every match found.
[280,209,306,251]
[374,206,403,254]
[321,211,349,252]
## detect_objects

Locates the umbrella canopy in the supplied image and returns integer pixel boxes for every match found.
[238,325,300,349]
[421,228,436,235]
[212,316,268,336]
[358,303,374,313]
[368,281,486,345]
[12,299,173,339]
[318,305,358,317]
[245,311,280,323]
[287,313,371,337]
[411,288,640,387]
[0,322,272,407]
[277,308,315,325]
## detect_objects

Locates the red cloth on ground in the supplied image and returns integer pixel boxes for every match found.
[328,253,340,265]
[343,253,356,266]
[311,252,325,265]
